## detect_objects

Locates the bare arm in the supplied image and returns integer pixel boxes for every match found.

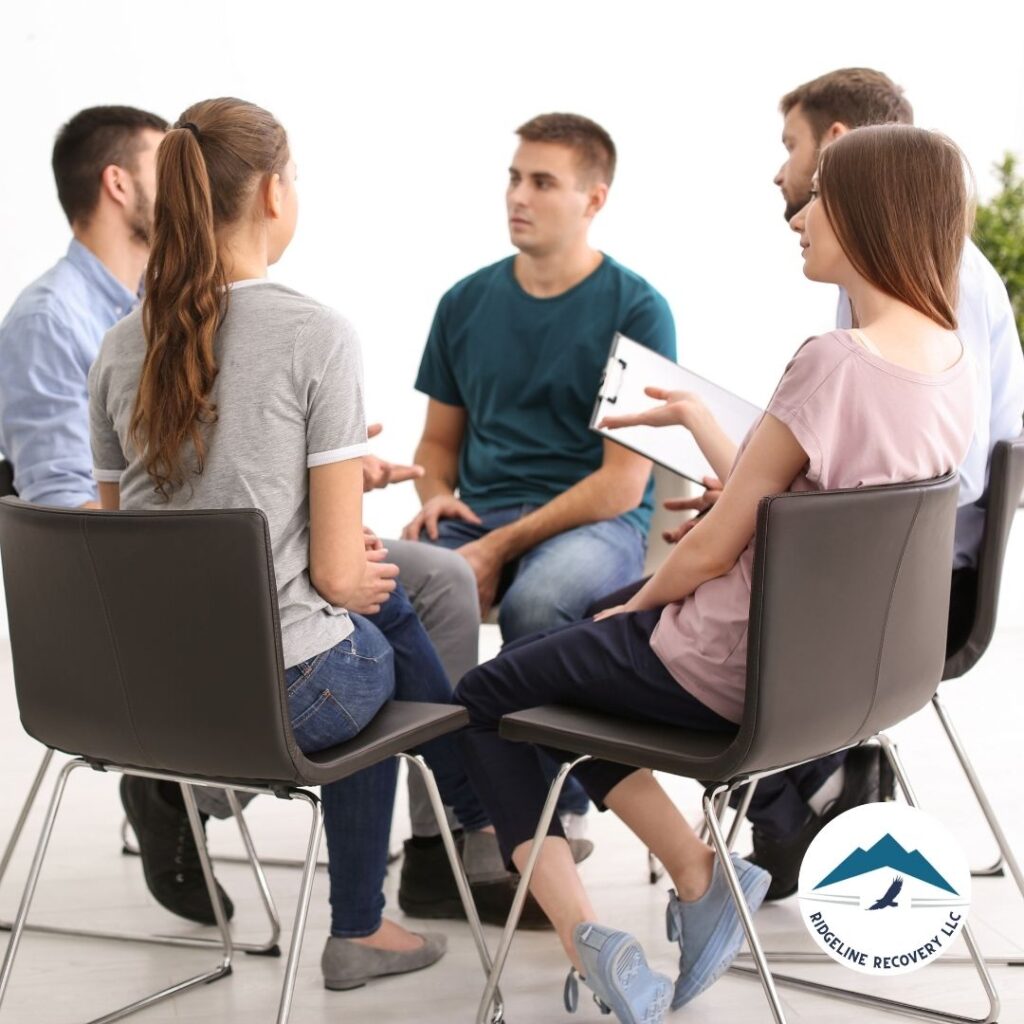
[402,399,482,539]
[457,440,652,614]
[413,398,465,503]
[606,413,807,612]
[308,459,369,607]
[484,440,652,561]
[98,482,120,510]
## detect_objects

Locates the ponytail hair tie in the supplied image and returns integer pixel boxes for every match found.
[179,121,201,140]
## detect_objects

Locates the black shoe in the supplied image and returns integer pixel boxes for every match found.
[398,836,552,930]
[750,812,822,901]
[750,745,892,901]
[120,776,234,925]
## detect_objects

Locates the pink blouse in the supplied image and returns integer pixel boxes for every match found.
[650,329,976,723]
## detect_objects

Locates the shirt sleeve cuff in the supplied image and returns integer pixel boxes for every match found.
[92,467,125,483]
[307,442,369,468]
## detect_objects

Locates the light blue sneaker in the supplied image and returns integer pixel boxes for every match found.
[665,852,771,1009]
[565,923,672,1024]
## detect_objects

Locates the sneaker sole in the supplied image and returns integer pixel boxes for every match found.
[672,859,770,1009]
[598,934,672,1024]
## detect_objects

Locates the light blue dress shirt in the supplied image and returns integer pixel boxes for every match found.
[0,239,138,506]
[838,239,1024,568]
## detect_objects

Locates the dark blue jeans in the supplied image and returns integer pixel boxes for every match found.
[426,505,647,818]
[286,582,488,937]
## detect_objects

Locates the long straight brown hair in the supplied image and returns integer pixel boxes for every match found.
[132,98,288,499]
[818,124,972,330]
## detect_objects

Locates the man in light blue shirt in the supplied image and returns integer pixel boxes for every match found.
[0,106,167,506]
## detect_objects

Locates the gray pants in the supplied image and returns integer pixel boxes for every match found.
[194,539,479,833]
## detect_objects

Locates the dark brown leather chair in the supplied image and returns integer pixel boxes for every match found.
[474,475,1000,1024]
[0,500,499,1024]
[0,461,13,499]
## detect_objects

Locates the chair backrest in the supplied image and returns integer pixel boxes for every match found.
[0,460,15,498]
[0,499,305,784]
[943,435,1024,680]
[730,474,959,777]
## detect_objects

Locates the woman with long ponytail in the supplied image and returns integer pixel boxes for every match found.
[89,98,495,992]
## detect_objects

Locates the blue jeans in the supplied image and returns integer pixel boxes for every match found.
[429,505,647,642]
[427,505,646,817]
[286,582,488,937]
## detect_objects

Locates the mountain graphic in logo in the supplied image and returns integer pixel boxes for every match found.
[813,833,957,894]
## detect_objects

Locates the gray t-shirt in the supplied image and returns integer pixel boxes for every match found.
[88,280,367,668]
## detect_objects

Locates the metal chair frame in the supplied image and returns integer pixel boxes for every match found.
[0,752,502,1024]
[476,737,1000,1024]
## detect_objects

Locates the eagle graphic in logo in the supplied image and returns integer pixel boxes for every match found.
[867,875,903,910]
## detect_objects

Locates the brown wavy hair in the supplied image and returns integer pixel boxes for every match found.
[818,125,972,330]
[132,98,288,498]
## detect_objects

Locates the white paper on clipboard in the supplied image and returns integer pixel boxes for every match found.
[590,333,762,484]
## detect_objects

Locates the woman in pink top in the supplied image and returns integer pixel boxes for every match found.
[453,125,976,1023]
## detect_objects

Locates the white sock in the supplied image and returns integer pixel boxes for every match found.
[808,765,845,817]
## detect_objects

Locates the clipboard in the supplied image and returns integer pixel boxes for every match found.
[590,333,762,484]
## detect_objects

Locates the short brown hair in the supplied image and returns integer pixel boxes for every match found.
[515,113,617,186]
[819,124,971,330]
[51,105,168,225]
[781,68,913,141]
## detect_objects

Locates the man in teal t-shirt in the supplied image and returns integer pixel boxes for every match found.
[404,112,676,648]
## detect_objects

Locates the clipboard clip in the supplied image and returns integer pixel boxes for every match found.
[598,357,627,404]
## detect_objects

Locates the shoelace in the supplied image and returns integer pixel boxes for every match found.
[172,817,201,884]
[563,969,611,1015]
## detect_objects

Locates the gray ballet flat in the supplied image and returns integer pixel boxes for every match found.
[321,932,447,990]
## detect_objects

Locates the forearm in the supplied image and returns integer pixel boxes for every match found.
[687,405,739,484]
[413,438,459,504]
[488,467,640,561]
[626,521,732,610]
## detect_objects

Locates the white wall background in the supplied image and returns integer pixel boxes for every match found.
[1,1,1023,638]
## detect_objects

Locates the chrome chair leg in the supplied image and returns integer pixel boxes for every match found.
[0,748,55,888]
[0,761,233,1024]
[400,754,503,1021]
[224,790,282,955]
[933,695,1022,890]
[475,755,592,1024]
[2,781,282,956]
[273,789,323,1024]
[651,778,749,884]
[704,783,788,1024]
[731,737,1002,1023]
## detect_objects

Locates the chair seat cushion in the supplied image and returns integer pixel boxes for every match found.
[500,705,739,780]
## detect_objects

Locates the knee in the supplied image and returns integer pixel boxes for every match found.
[452,663,498,726]
[498,586,571,642]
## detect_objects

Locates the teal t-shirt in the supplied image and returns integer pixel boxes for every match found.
[415,254,676,536]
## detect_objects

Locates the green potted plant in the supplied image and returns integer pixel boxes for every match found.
[974,152,1024,347]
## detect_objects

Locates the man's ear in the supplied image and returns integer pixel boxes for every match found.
[585,181,609,219]
[825,121,850,143]
[99,164,129,210]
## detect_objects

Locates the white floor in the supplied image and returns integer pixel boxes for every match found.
[0,610,1022,1022]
